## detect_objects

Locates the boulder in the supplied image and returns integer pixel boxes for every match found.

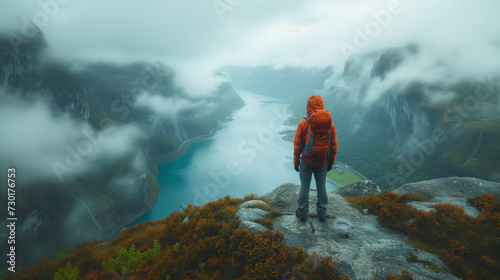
[238,220,270,234]
[234,208,268,222]
[394,177,500,199]
[238,200,270,209]
[263,183,301,212]
[235,200,271,234]
[333,180,381,197]
[394,177,500,217]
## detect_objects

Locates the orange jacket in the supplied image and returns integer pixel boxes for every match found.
[294,95,337,167]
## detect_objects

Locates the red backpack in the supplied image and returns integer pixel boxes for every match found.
[303,110,332,165]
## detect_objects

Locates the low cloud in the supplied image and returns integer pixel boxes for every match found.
[135,92,207,117]
[0,90,144,184]
[350,44,500,107]
[2,0,500,99]
[170,61,228,98]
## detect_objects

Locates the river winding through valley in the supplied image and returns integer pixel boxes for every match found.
[131,90,338,224]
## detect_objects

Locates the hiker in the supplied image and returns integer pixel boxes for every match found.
[294,95,337,222]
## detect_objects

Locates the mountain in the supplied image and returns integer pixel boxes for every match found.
[325,46,500,188]
[0,27,244,269]
[280,46,500,189]
[0,28,89,120]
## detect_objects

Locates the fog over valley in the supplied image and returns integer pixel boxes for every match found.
[1,0,499,275]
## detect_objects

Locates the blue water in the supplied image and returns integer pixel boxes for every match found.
[131,90,337,224]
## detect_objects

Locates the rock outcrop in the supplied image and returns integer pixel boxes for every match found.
[235,200,271,234]
[255,181,465,280]
[333,180,381,197]
[249,178,499,279]
[394,177,500,198]
[393,177,500,218]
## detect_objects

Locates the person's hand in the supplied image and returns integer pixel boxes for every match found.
[294,165,300,172]
[327,165,332,172]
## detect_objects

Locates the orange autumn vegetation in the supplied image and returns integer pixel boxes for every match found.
[384,270,414,280]
[346,191,500,280]
[8,194,349,280]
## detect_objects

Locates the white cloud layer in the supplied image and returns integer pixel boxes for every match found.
[0,91,144,184]
[135,91,206,117]
[1,0,499,94]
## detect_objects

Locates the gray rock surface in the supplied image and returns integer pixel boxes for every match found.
[238,200,270,209]
[263,183,460,280]
[334,180,381,197]
[234,208,268,222]
[238,220,270,234]
[235,200,271,234]
[394,177,500,199]
[394,177,500,217]
[408,198,481,218]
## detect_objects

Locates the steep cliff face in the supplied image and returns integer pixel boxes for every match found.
[330,47,434,152]
[0,31,45,90]
[316,46,500,187]
[0,29,244,269]
[0,31,90,120]
[355,91,431,151]
[78,62,244,159]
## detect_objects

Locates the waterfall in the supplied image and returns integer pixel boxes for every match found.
[64,185,103,239]
[73,195,102,239]
[461,130,484,172]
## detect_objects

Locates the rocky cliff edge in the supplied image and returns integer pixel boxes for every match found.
[235,177,500,280]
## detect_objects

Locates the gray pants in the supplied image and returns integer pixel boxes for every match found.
[297,160,328,219]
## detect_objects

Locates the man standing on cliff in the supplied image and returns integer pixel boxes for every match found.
[294,95,337,222]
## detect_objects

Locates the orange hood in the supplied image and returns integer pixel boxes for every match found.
[306,95,324,116]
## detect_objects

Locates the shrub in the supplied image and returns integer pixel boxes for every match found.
[102,240,160,276]
[10,194,350,280]
[346,192,500,280]
[53,263,79,280]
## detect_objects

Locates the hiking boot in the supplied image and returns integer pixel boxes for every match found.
[295,209,307,222]
[318,215,326,222]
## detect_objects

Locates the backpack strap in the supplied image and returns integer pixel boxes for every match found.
[303,115,313,157]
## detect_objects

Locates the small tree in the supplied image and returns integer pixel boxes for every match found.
[53,263,79,280]
[103,240,161,278]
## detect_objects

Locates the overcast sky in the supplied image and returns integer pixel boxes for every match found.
[2,0,499,74]
[1,0,500,186]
